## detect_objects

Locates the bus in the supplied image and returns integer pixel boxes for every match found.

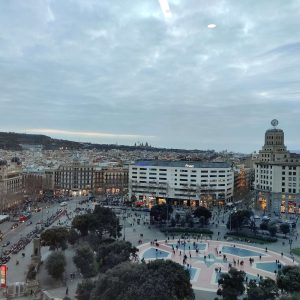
[19,215,28,223]
[0,215,9,224]
[19,212,32,223]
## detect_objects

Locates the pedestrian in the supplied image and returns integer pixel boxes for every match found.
[281,252,283,257]
[66,287,69,295]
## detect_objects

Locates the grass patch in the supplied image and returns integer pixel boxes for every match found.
[291,248,300,256]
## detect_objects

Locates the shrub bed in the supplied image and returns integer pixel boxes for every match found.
[160,227,213,236]
[225,231,277,243]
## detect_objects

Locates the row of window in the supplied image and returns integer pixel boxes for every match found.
[132,167,228,173]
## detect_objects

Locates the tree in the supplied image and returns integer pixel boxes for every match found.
[217,268,245,300]
[45,252,66,280]
[188,218,194,228]
[199,216,205,227]
[180,219,186,227]
[97,240,137,272]
[41,227,69,250]
[73,245,97,278]
[175,213,181,224]
[76,279,95,300]
[280,293,300,300]
[277,266,300,293]
[268,225,277,237]
[260,221,268,231]
[90,260,194,300]
[185,212,192,223]
[92,206,121,238]
[72,206,121,239]
[227,210,252,231]
[193,206,212,224]
[170,218,176,227]
[72,214,92,236]
[280,223,290,237]
[68,228,80,245]
[150,204,173,222]
[247,278,278,300]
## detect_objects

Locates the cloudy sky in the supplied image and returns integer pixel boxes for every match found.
[0,0,300,152]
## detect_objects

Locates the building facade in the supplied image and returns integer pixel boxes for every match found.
[54,158,94,196]
[233,165,254,201]
[254,121,300,214]
[22,172,44,199]
[94,167,128,195]
[0,158,23,211]
[129,160,234,207]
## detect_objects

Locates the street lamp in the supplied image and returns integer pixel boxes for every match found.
[289,239,293,254]
[123,209,126,240]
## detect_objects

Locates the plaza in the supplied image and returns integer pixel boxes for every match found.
[138,239,297,292]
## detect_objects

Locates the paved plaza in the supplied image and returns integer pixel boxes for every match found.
[1,201,300,300]
[138,238,298,292]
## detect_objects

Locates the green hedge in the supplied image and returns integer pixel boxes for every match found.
[225,231,277,243]
[160,227,213,235]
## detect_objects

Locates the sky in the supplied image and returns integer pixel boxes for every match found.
[0,0,300,153]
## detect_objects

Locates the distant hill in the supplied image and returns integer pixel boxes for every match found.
[0,132,83,150]
[0,131,215,155]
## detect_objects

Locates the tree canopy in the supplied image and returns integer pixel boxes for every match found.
[277,266,300,293]
[193,206,212,223]
[227,210,252,231]
[76,279,96,300]
[41,227,69,250]
[89,260,194,300]
[45,252,66,280]
[97,240,137,272]
[73,245,97,278]
[280,293,300,300]
[217,268,245,300]
[280,223,290,236]
[247,278,278,300]
[72,206,121,238]
[150,204,173,222]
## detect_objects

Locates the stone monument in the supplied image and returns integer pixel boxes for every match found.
[31,238,42,265]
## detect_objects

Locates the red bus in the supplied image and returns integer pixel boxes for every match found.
[19,215,28,223]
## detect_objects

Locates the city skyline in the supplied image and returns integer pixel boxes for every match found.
[0,0,300,152]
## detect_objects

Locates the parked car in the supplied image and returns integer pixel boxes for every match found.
[2,241,10,247]
[11,223,19,229]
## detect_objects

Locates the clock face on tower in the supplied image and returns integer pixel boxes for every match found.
[271,119,279,127]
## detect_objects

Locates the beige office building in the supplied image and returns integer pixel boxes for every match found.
[0,158,23,211]
[254,121,300,214]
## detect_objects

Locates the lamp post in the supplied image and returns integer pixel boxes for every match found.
[289,238,293,254]
[123,208,126,240]
[229,208,232,232]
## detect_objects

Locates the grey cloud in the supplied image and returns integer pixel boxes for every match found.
[0,0,300,151]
